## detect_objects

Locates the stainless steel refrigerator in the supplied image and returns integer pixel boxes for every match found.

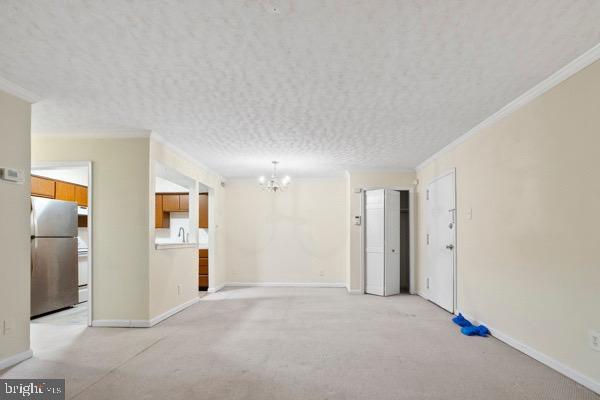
[31,197,78,317]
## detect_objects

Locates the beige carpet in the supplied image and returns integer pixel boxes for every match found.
[2,287,598,399]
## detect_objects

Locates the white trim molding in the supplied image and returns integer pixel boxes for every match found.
[92,297,200,328]
[32,130,151,138]
[0,76,40,103]
[226,282,346,288]
[0,349,33,370]
[417,42,600,171]
[347,288,363,295]
[458,311,600,395]
[207,284,225,293]
[148,297,200,326]
[91,319,151,328]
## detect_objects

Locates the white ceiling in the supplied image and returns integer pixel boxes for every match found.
[1,1,599,178]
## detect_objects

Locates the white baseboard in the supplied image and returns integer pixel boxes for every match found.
[207,284,224,293]
[92,297,200,328]
[91,319,150,328]
[148,297,200,327]
[226,282,346,288]
[0,349,33,370]
[347,288,363,295]
[457,311,599,395]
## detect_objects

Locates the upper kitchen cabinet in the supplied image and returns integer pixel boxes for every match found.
[179,194,189,211]
[155,194,170,228]
[75,185,88,207]
[161,193,189,212]
[55,181,76,202]
[31,175,55,198]
[162,194,180,212]
[199,193,208,228]
[31,175,88,207]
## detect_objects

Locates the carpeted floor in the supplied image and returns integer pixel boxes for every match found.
[2,287,598,399]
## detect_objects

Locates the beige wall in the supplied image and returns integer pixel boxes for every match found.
[32,137,150,321]
[416,61,600,385]
[225,179,346,285]
[0,90,31,362]
[148,137,226,319]
[345,171,416,291]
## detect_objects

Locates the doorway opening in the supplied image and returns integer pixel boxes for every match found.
[361,187,413,296]
[30,161,93,329]
[197,182,210,292]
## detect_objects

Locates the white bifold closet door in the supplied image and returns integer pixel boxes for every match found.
[365,189,400,296]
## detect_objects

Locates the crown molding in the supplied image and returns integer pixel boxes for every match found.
[416,42,600,171]
[345,167,416,174]
[32,130,151,138]
[0,75,41,103]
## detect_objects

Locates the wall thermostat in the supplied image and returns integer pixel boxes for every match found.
[0,167,24,183]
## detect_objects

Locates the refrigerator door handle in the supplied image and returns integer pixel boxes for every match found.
[30,199,36,237]
[31,239,36,273]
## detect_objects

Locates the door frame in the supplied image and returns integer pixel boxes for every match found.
[203,184,219,293]
[31,160,94,326]
[359,186,415,295]
[424,168,457,313]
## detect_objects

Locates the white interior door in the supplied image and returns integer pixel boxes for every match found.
[384,190,400,296]
[426,171,456,312]
[365,190,385,295]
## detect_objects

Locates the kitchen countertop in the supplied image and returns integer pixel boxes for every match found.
[155,242,199,250]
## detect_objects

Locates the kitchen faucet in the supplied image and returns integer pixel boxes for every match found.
[178,227,186,243]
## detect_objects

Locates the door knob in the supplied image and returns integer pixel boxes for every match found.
[446,244,454,250]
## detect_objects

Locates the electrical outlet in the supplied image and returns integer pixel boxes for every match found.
[466,207,473,220]
[590,331,600,351]
[319,270,324,277]
[3,319,15,336]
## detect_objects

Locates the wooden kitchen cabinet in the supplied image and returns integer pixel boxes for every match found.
[75,185,88,207]
[179,194,189,212]
[162,194,180,212]
[198,275,209,288]
[31,175,55,198]
[160,193,189,212]
[55,181,76,202]
[198,248,209,290]
[198,193,208,228]
[155,194,170,228]
[31,175,89,208]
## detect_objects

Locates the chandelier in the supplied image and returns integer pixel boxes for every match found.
[258,161,291,192]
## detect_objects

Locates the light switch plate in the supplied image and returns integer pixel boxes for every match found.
[0,167,24,183]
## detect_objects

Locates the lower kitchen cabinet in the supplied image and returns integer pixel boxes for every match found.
[199,249,208,290]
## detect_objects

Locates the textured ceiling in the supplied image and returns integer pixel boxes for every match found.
[1,1,599,178]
